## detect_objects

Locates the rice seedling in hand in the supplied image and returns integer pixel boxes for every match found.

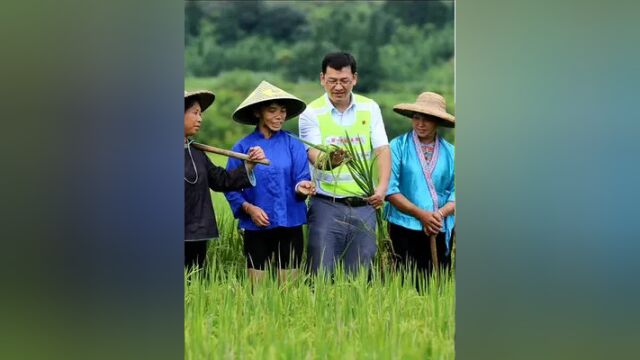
[286,133,350,171]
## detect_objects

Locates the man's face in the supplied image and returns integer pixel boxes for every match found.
[184,102,202,137]
[320,66,357,104]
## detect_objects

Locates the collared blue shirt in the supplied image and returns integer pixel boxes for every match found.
[384,131,456,252]
[225,128,310,231]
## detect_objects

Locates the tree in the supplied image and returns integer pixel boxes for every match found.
[185,2,205,45]
[256,4,308,42]
[208,1,265,45]
[382,0,453,29]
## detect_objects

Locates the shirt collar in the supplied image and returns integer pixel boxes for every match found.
[324,93,356,113]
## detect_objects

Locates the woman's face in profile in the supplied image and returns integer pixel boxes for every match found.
[184,102,202,137]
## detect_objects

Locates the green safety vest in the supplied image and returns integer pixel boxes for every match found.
[308,94,374,196]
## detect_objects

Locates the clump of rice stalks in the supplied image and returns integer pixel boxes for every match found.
[341,131,376,200]
[341,131,394,269]
[287,132,395,270]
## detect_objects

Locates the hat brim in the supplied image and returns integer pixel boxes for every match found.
[233,98,307,125]
[393,104,455,128]
[185,91,215,112]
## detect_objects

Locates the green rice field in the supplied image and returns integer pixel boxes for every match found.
[184,154,455,359]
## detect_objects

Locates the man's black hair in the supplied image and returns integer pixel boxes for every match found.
[321,52,357,74]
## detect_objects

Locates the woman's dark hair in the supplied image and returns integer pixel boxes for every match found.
[185,97,200,112]
[321,52,357,74]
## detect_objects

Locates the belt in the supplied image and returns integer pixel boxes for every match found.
[314,193,369,207]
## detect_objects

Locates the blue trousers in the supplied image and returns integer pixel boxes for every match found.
[306,196,377,275]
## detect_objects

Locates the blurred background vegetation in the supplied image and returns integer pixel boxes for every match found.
[185,0,454,149]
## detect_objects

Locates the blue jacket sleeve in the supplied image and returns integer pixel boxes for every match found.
[224,142,249,218]
[290,134,311,191]
[446,146,455,203]
[386,137,402,197]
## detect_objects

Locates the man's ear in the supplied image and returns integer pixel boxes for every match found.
[352,72,358,87]
[319,72,325,85]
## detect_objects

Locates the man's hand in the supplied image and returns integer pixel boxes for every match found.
[295,180,316,197]
[244,203,270,227]
[366,188,386,209]
[245,146,266,171]
[418,210,443,235]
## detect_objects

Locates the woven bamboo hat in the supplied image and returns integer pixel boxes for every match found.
[184,90,215,112]
[232,81,306,125]
[393,92,455,128]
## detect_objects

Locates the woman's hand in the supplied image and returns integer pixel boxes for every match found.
[418,210,443,235]
[295,180,316,197]
[245,146,266,171]
[243,203,270,227]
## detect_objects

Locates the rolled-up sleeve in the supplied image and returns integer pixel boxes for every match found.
[243,162,256,186]
[447,185,455,203]
[224,142,249,218]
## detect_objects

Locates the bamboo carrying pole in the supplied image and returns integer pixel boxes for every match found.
[191,142,271,166]
[430,234,439,274]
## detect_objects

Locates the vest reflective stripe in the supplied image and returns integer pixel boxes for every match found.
[318,171,355,183]
[314,96,374,196]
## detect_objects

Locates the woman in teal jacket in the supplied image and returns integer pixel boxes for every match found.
[384,92,455,285]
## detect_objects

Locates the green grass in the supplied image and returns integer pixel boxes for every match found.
[185,154,455,359]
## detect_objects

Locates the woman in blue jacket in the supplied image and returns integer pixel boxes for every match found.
[225,81,315,284]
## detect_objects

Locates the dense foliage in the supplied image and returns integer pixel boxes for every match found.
[185,0,454,149]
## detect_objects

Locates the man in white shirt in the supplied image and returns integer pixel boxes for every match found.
[299,52,391,275]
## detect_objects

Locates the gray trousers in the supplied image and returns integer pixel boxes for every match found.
[307,196,377,275]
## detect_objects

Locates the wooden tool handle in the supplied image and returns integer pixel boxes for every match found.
[430,234,439,273]
[191,142,271,166]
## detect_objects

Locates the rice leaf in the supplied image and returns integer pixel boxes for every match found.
[343,131,367,177]
[285,132,333,153]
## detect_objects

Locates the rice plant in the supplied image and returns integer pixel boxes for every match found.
[185,231,456,360]
[187,154,456,359]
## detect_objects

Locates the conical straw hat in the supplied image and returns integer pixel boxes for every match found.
[184,90,215,112]
[393,92,455,128]
[232,81,306,125]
